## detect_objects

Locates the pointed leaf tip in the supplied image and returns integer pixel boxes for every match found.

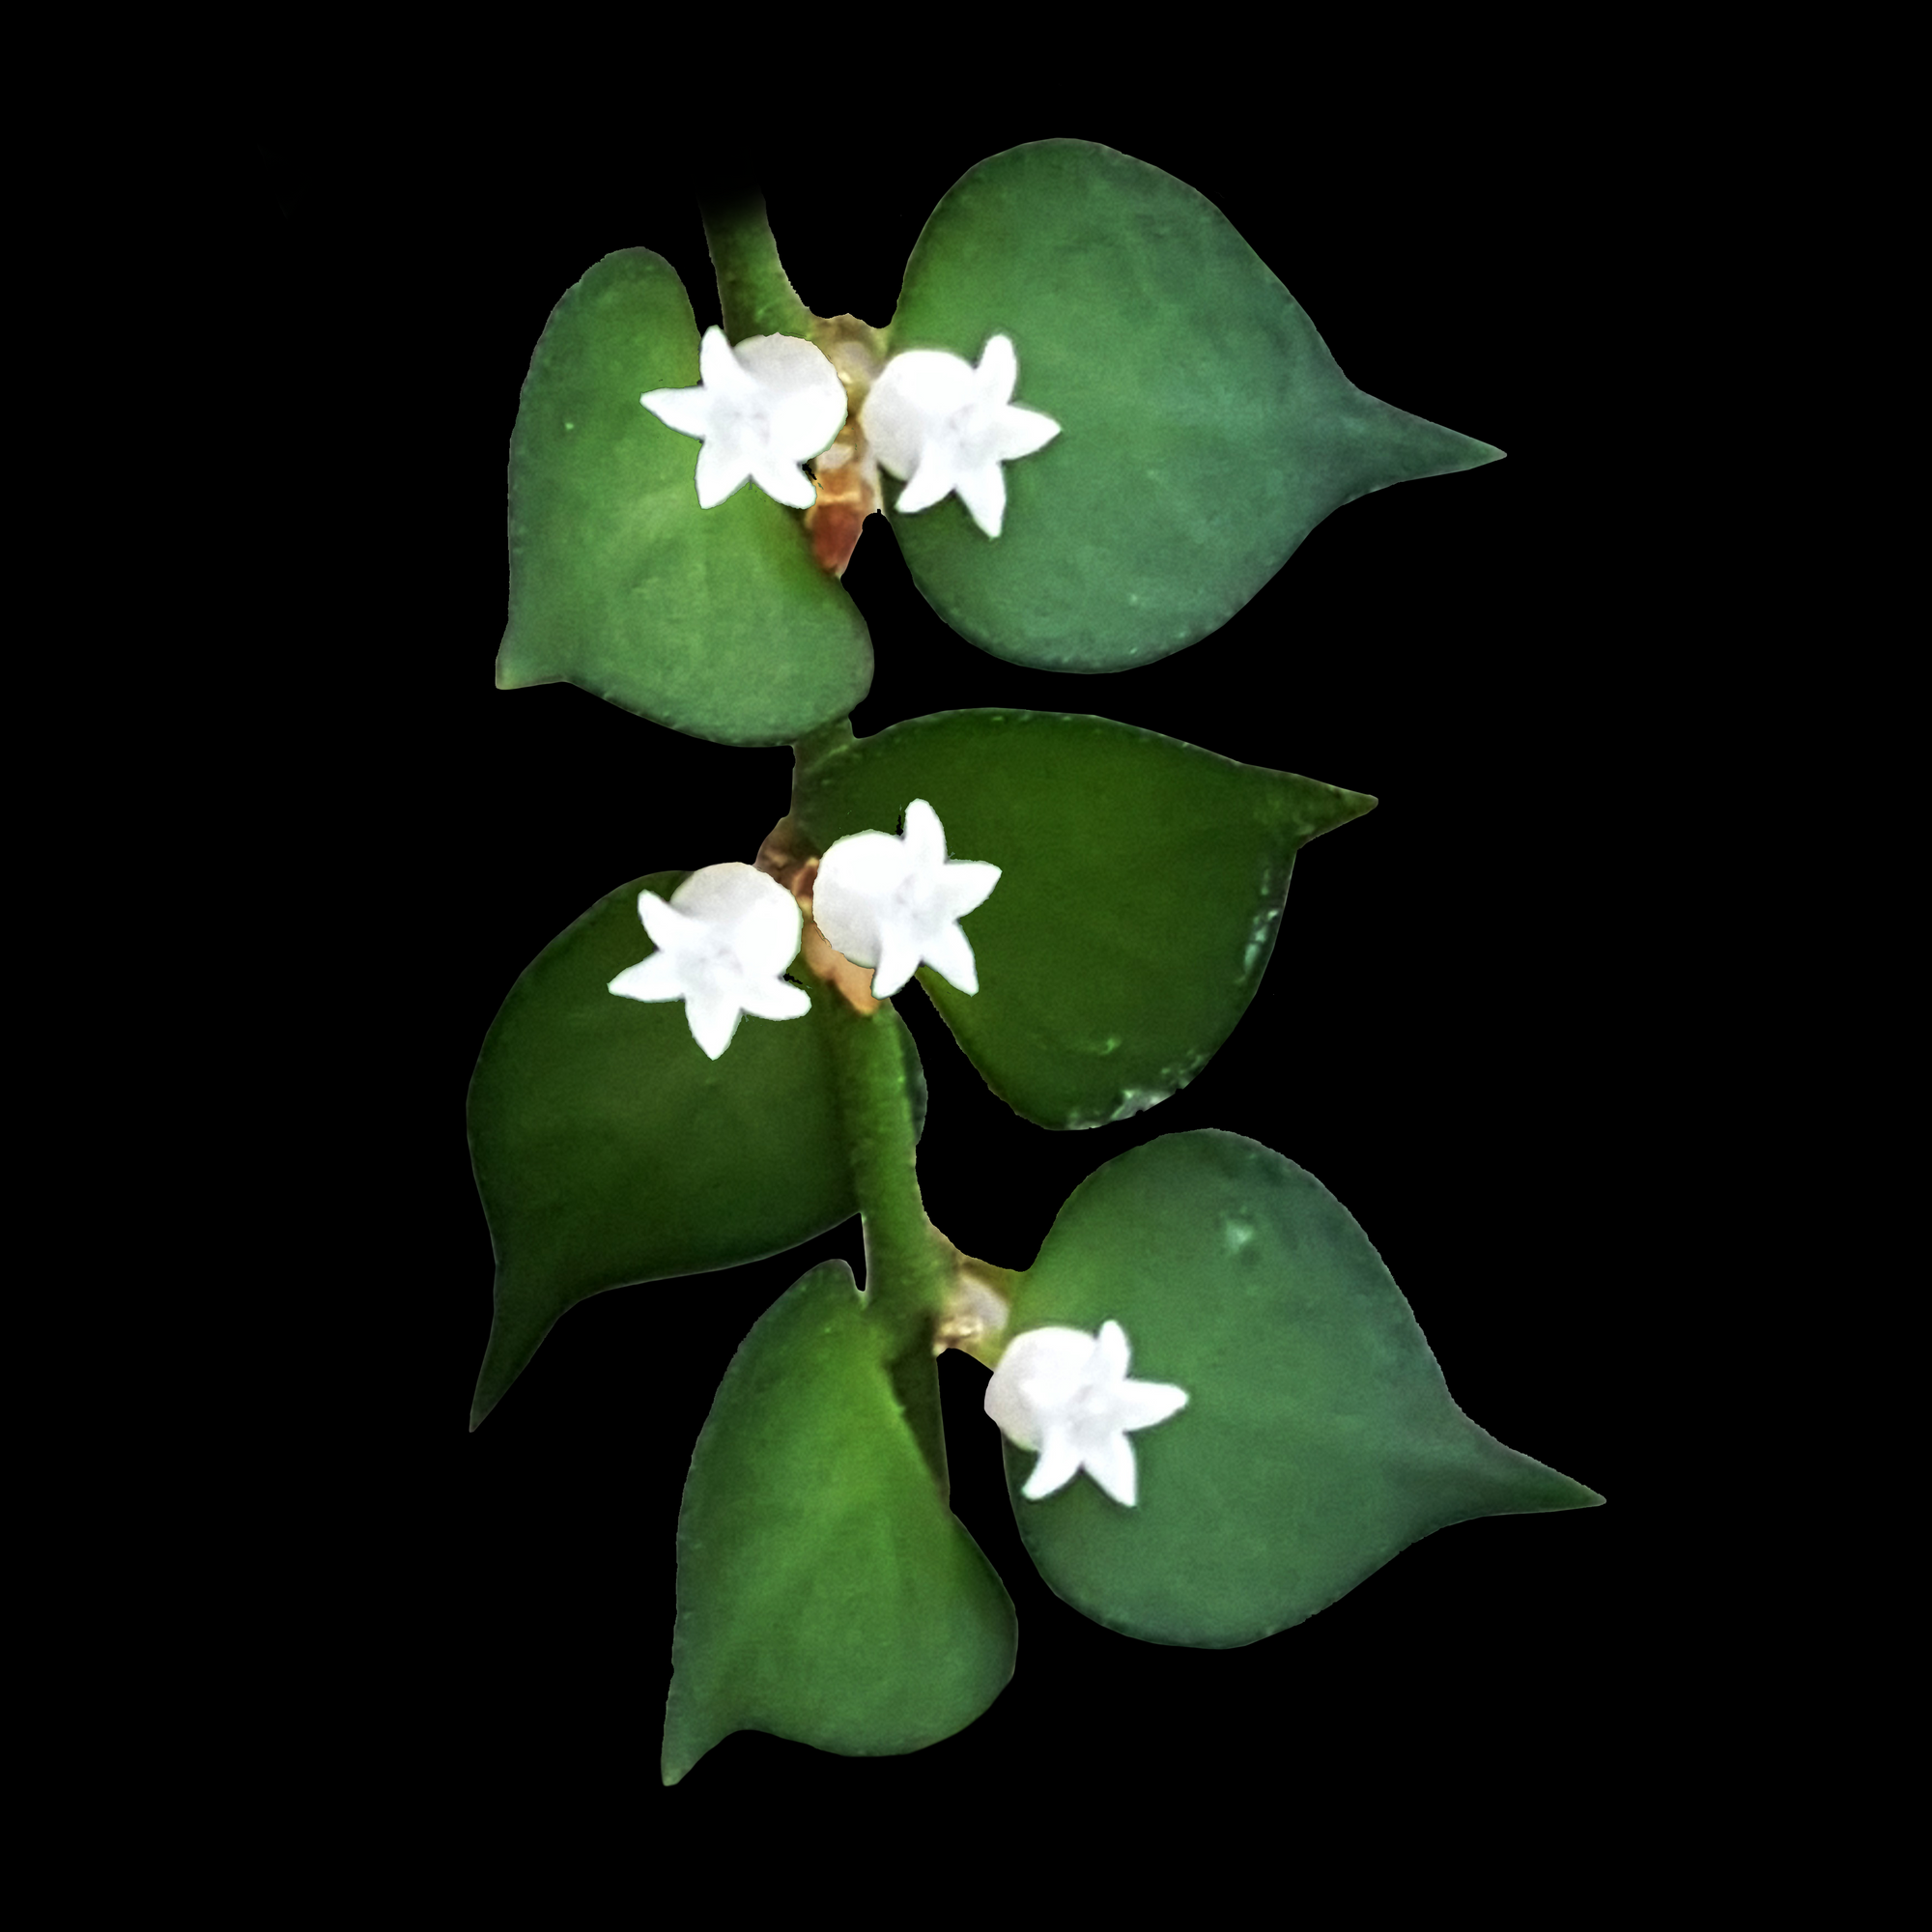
[880,141,1508,670]
[791,711,1373,1129]
[1002,1131,1602,1646]
[500,248,870,744]
[660,1259,1014,1776]
[467,871,932,1423]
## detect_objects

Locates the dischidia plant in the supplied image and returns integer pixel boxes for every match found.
[470,138,1603,1784]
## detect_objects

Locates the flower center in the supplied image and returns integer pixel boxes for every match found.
[947,399,1001,466]
[692,927,747,983]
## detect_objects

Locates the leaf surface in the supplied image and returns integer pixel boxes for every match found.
[998,1131,1602,1646]
[791,711,1373,1127]
[663,1259,1016,1783]
[498,248,871,745]
[884,139,1503,668]
[468,870,925,1427]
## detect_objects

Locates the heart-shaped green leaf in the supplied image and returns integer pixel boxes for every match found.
[881,139,1503,669]
[663,1258,1016,1783]
[789,710,1373,1127]
[468,870,926,1428]
[497,248,871,746]
[995,1131,1602,1646]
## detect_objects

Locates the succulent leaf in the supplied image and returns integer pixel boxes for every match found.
[997,1131,1603,1647]
[883,139,1504,669]
[497,249,871,746]
[662,1259,1016,1783]
[467,869,926,1428]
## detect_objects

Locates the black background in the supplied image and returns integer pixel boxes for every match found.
[318,99,1619,1825]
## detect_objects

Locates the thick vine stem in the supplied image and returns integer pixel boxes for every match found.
[765,783,1026,1365]
[782,719,855,809]
[697,185,813,346]
[806,973,951,1350]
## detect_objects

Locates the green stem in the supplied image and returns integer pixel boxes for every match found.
[697,185,814,345]
[808,973,955,1498]
[809,976,950,1347]
[788,716,855,832]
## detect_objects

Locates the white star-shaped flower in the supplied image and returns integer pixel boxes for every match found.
[810,798,1000,999]
[608,862,810,1060]
[641,326,846,510]
[860,334,1060,538]
[984,1320,1189,1507]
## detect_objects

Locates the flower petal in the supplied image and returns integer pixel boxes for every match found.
[814,803,998,997]
[637,890,699,951]
[684,983,743,1061]
[995,405,1060,464]
[694,437,749,508]
[985,1320,1188,1508]
[644,328,844,511]
[976,333,1018,406]
[749,452,817,510]
[870,925,925,1000]
[669,862,784,923]
[895,446,959,517]
[915,918,978,995]
[899,798,944,865]
[1083,1432,1139,1509]
[612,865,809,1056]
[812,830,906,963]
[737,977,812,1023]
[639,384,714,439]
[734,333,846,439]
[935,859,1001,923]
[728,882,807,975]
[608,952,683,1002]
[1022,1433,1084,1500]
[1113,1379,1190,1432]
[952,461,1007,539]
[867,349,973,449]
[697,325,756,401]
[985,1327,1091,1438]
